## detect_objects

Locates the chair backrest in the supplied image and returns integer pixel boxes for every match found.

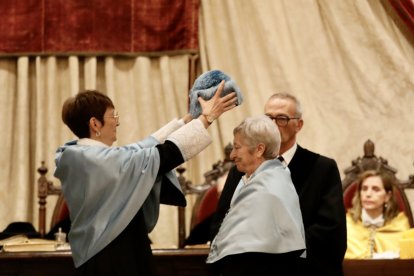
[342,139,414,227]
[176,143,234,247]
[190,184,220,230]
[37,161,69,237]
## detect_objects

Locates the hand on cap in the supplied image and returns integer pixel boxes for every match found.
[198,80,238,125]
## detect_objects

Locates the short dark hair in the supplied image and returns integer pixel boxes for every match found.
[62,90,114,138]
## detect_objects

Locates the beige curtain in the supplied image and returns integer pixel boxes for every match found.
[199,0,414,218]
[199,0,414,179]
[1,0,414,246]
[0,55,210,246]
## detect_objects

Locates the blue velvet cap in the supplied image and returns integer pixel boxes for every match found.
[189,70,243,118]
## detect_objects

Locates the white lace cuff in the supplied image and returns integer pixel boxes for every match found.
[151,118,185,143]
[167,119,212,161]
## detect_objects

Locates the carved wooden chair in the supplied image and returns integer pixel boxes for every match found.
[177,143,234,248]
[342,139,414,227]
[37,161,70,238]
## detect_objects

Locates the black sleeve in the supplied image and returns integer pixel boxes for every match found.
[156,140,185,174]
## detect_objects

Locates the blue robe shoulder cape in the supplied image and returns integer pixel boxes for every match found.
[54,136,185,267]
[207,159,306,263]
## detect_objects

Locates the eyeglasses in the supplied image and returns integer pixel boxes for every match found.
[265,114,300,127]
[104,111,120,123]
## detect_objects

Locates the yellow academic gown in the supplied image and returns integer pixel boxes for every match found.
[345,212,410,259]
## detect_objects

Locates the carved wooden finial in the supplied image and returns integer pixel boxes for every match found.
[363,139,375,157]
[224,143,233,162]
[176,166,186,175]
[37,161,48,176]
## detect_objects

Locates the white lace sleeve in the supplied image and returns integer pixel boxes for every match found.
[166,119,212,161]
[151,118,185,143]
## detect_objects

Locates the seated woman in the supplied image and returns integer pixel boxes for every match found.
[345,170,411,259]
[207,115,305,276]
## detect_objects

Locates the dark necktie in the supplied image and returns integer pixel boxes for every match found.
[277,156,287,167]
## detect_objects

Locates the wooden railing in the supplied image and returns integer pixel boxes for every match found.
[1,249,414,276]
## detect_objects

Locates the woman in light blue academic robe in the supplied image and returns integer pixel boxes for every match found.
[54,87,237,275]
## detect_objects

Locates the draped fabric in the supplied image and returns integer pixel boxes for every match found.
[0,0,199,55]
[1,0,414,246]
[345,212,410,259]
[387,0,414,37]
[0,55,197,246]
[198,0,414,232]
[198,0,414,181]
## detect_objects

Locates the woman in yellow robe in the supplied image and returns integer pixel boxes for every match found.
[345,170,410,259]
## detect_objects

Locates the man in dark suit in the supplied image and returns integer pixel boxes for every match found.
[211,93,347,276]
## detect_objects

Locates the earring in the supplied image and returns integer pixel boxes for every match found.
[96,131,101,137]
[384,203,388,208]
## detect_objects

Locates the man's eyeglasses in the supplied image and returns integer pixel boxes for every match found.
[265,114,300,127]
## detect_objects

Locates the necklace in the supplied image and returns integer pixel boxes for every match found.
[368,226,377,258]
